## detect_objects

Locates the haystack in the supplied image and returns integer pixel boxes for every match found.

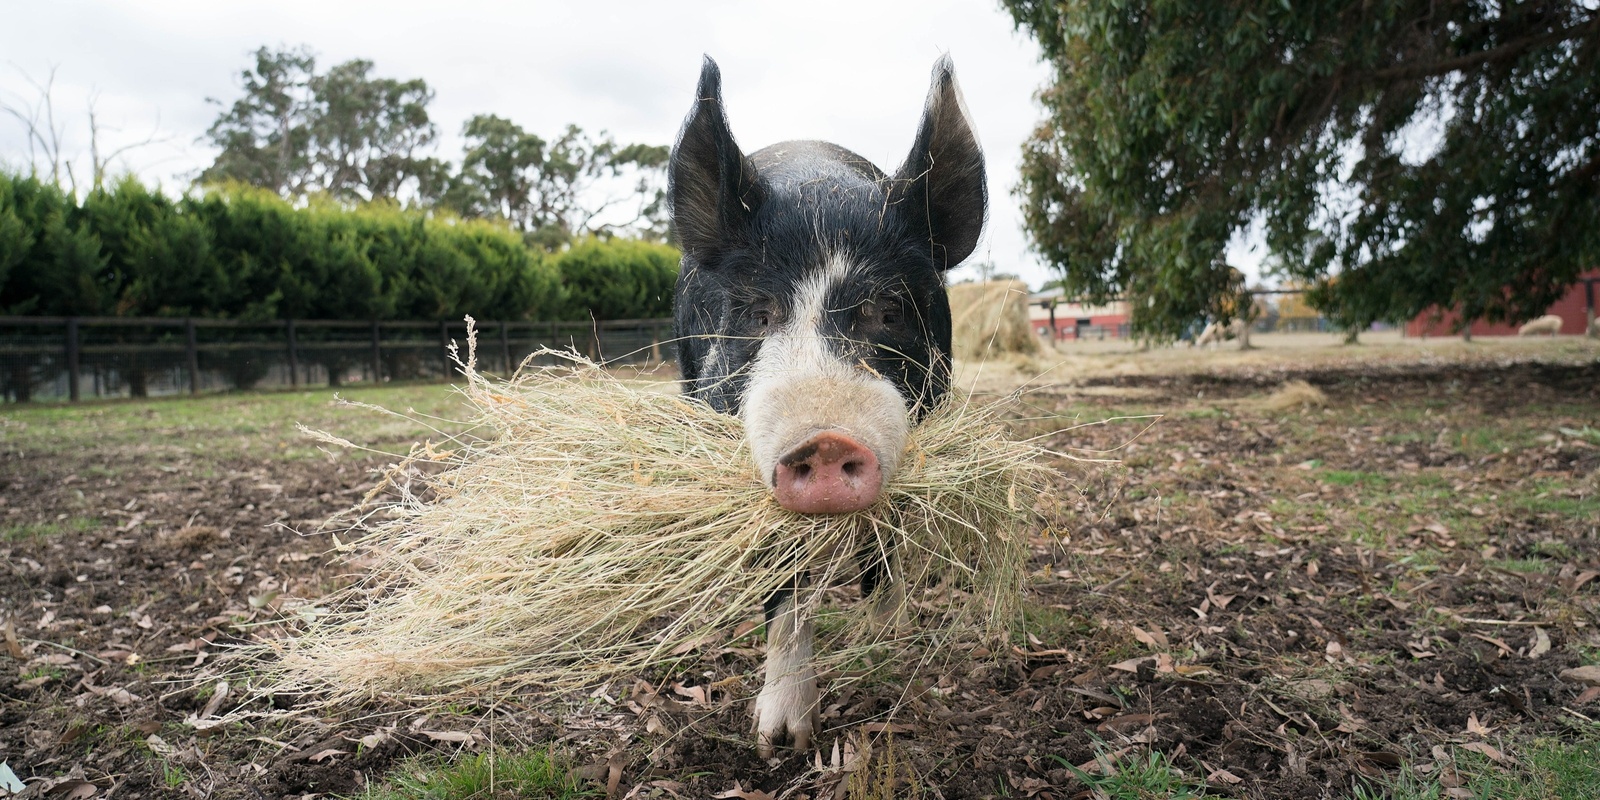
[261,319,1064,705]
[1258,379,1327,411]
[948,280,1042,360]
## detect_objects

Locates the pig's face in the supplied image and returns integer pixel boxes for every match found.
[670,56,986,515]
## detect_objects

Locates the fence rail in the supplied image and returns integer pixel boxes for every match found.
[0,316,674,403]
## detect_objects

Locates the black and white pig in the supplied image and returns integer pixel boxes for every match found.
[668,55,986,756]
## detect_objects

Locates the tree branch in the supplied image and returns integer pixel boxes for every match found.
[1372,15,1598,83]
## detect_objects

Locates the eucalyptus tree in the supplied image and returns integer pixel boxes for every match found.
[1006,0,1600,338]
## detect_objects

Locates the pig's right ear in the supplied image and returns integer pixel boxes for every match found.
[669,57,764,256]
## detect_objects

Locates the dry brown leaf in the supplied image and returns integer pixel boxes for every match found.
[713,782,777,800]
[1107,654,1173,673]
[144,733,177,758]
[606,751,627,798]
[1,618,22,660]
[1560,666,1600,686]
[1527,627,1551,659]
[671,682,709,706]
[1097,712,1163,733]
[1465,713,1492,736]
[306,747,346,763]
[1205,766,1243,785]
[420,730,475,745]
[1468,633,1513,656]
[1130,625,1169,649]
[1075,745,1135,775]
[57,781,99,800]
[1575,686,1600,704]
[199,680,229,719]
[1461,741,1510,764]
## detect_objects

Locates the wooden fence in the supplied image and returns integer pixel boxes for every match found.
[0,316,674,403]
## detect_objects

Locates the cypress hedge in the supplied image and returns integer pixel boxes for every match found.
[0,173,679,322]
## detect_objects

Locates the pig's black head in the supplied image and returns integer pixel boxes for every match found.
[669,55,986,514]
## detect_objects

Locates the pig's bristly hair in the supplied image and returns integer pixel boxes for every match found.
[249,323,1074,709]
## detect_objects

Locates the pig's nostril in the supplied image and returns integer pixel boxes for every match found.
[794,464,812,479]
[841,460,862,477]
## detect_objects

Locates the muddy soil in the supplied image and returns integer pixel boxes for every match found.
[3,358,1597,799]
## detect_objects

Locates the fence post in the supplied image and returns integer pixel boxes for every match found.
[439,320,452,378]
[185,318,200,395]
[370,320,383,384]
[65,318,81,402]
[285,319,300,388]
[650,322,662,364]
[499,322,512,373]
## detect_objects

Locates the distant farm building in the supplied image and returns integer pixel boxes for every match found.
[1028,288,1132,340]
[1405,270,1600,337]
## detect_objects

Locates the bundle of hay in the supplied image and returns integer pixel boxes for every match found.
[948,280,1042,360]
[1258,379,1327,411]
[263,320,1061,704]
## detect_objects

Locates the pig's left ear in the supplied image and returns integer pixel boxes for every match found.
[669,56,765,257]
[891,55,987,271]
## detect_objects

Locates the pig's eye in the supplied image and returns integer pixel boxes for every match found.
[874,297,903,327]
[744,300,779,331]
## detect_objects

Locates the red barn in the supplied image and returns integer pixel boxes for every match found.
[1406,271,1600,337]
[1028,289,1132,340]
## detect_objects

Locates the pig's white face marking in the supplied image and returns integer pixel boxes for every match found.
[741,253,911,491]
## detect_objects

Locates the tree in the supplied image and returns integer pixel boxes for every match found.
[198,47,316,196]
[442,116,670,248]
[4,65,174,194]
[199,47,439,203]
[1005,0,1600,340]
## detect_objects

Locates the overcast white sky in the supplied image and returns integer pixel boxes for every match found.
[1,0,1268,289]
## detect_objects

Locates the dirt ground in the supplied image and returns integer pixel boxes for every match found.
[3,335,1599,799]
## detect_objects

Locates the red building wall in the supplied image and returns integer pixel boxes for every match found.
[1033,315,1131,339]
[1406,272,1600,337]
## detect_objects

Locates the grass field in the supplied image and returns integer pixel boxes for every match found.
[2,335,1597,798]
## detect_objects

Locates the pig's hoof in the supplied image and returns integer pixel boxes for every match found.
[752,671,819,758]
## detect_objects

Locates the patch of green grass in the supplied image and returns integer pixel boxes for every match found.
[1016,603,1096,648]
[1354,732,1600,800]
[163,762,188,789]
[1,384,471,468]
[1489,558,1552,575]
[1322,469,1390,488]
[1,516,98,542]
[1453,425,1542,457]
[1559,426,1600,446]
[356,749,595,800]
[1054,747,1206,799]
[1531,540,1577,560]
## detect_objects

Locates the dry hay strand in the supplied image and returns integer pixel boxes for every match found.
[257,319,1067,707]
[949,280,1041,360]
[1258,379,1327,411]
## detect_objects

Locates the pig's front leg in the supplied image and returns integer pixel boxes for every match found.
[752,591,818,758]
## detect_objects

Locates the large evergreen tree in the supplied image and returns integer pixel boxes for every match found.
[199,47,441,203]
[1006,0,1600,338]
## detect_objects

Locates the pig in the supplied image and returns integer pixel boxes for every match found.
[668,54,986,757]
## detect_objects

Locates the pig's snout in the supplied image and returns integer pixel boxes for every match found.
[772,431,883,514]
